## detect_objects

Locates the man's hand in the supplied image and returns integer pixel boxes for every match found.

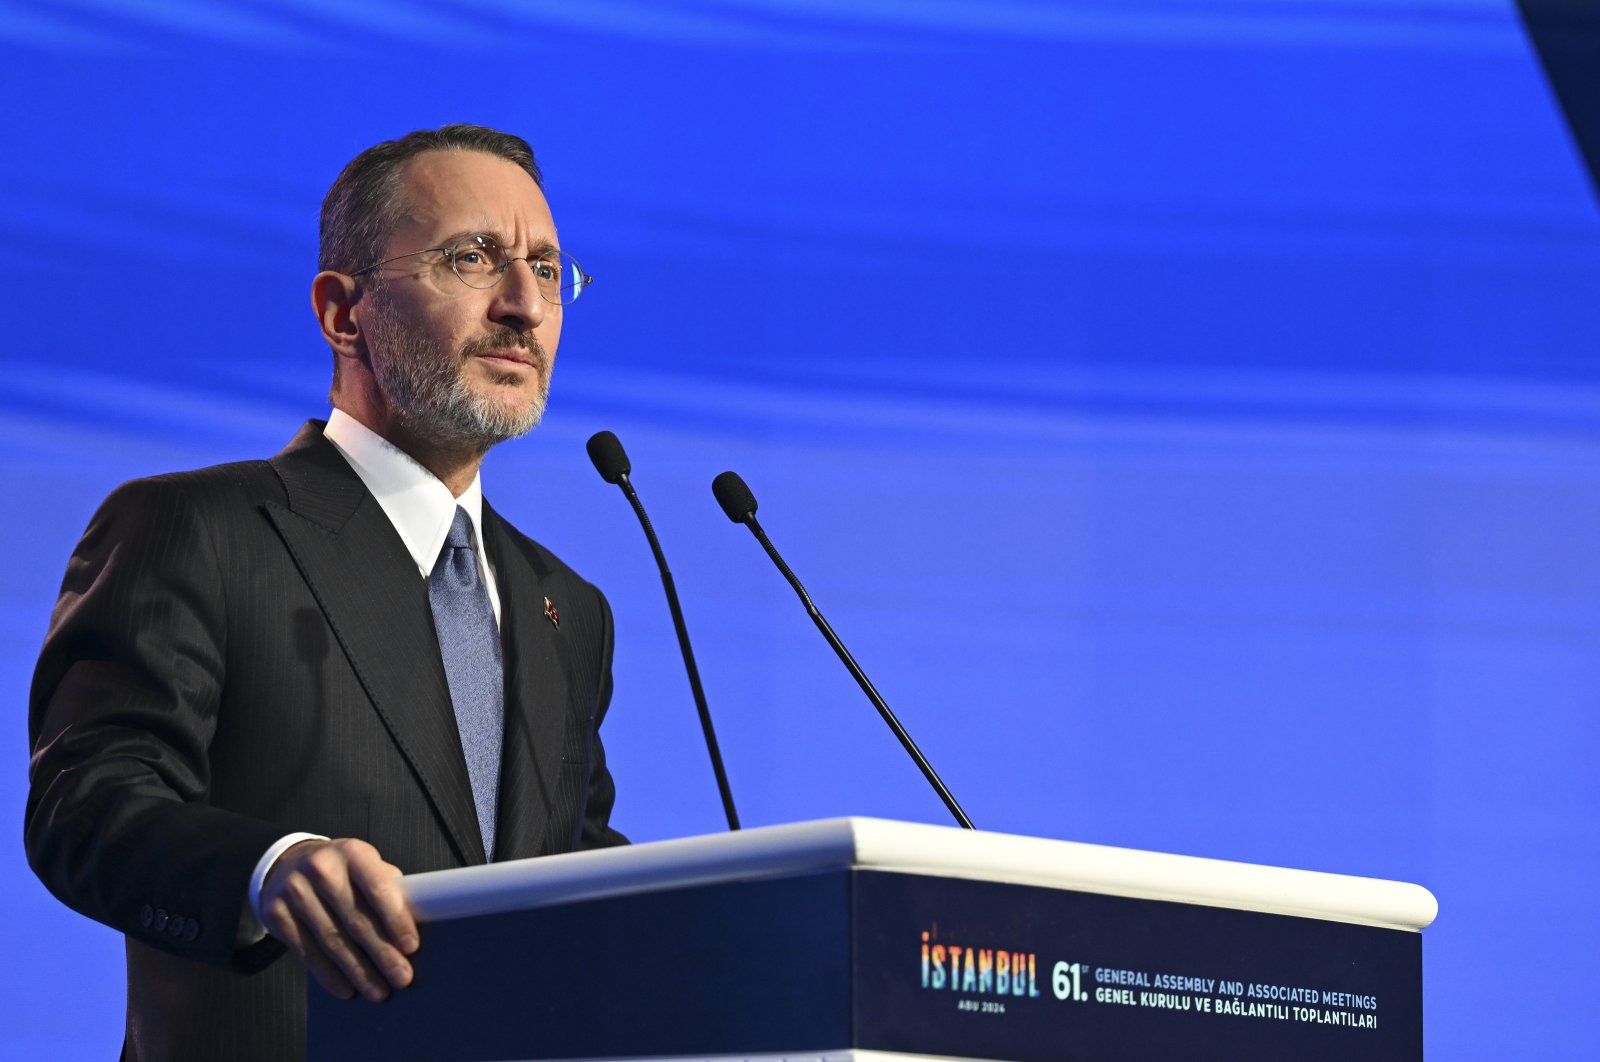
[259,838,418,1002]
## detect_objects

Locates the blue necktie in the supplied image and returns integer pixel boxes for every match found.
[428,506,503,860]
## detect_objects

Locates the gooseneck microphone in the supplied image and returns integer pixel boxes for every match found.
[587,431,740,831]
[711,471,975,830]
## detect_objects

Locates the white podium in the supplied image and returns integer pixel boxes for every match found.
[309,817,1436,1061]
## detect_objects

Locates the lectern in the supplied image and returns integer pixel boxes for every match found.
[308,817,1435,1061]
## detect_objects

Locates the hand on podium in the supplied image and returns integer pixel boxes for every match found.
[260,838,419,1003]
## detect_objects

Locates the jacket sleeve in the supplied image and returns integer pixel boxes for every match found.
[25,476,288,971]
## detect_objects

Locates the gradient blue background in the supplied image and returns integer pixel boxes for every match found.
[3,1,1596,1056]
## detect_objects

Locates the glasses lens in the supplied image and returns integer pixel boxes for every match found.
[449,235,507,289]
[445,236,588,303]
[555,251,589,306]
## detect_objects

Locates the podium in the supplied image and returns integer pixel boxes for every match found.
[308,818,1436,1061]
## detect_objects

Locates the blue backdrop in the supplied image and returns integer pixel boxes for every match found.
[2,1,1596,1057]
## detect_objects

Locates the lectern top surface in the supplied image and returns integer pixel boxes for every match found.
[400,818,1437,932]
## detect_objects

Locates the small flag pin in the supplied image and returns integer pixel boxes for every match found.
[544,596,560,629]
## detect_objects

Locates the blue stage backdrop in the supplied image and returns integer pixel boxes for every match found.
[2,1,1596,1057]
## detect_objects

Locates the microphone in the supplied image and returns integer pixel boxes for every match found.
[587,431,740,831]
[587,430,631,484]
[711,471,975,830]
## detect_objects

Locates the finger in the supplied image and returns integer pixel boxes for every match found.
[318,888,413,993]
[271,852,389,1002]
[349,850,419,957]
[302,850,409,991]
[297,865,397,1002]
[305,901,391,1002]
[261,894,357,1002]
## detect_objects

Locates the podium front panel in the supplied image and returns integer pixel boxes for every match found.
[310,866,1420,1060]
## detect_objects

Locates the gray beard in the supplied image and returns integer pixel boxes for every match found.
[364,299,549,450]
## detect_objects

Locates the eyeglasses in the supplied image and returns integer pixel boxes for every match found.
[353,233,593,306]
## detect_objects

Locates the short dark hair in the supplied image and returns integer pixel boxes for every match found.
[318,123,543,275]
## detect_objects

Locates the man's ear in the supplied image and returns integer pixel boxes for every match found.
[311,271,365,360]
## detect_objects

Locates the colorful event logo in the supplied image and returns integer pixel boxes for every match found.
[920,927,1041,997]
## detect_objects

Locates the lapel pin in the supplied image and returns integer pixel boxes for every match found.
[544,596,560,630]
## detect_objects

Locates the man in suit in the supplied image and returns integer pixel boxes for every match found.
[25,124,625,1060]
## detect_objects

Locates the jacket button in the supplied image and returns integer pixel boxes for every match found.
[167,916,185,937]
[183,920,200,942]
[140,905,153,928]
[153,909,168,932]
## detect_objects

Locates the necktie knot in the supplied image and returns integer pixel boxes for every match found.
[445,506,474,550]
[437,508,481,590]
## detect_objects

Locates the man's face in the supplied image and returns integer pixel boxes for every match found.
[358,149,564,450]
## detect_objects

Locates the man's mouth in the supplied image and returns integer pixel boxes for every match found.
[476,348,536,368]
[464,332,545,374]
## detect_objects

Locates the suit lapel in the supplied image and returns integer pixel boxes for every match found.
[482,500,569,861]
[264,423,486,866]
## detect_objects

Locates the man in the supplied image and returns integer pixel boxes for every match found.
[25,124,625,1060]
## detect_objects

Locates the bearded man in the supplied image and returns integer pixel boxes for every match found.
[26,124,626,1061]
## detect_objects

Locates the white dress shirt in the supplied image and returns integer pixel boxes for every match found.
[322,408,503,623]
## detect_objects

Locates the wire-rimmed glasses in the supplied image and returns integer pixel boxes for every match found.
[354,233,592,306]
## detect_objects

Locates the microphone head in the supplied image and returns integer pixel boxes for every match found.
[712,471,758,523]
[586,431,631,484]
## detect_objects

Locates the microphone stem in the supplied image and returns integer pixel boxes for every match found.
[620,475,741,831]
[744,515,975,830]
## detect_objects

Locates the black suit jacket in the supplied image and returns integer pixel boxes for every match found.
[26,422,625,1061]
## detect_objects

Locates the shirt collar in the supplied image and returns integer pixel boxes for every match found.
[322,408,486,579]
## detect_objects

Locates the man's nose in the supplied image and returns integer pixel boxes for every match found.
[489,258,547,332]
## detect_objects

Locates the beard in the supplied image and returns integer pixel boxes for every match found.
[362,291,550,451]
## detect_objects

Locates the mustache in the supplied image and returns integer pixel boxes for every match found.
[460,328,546,366]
